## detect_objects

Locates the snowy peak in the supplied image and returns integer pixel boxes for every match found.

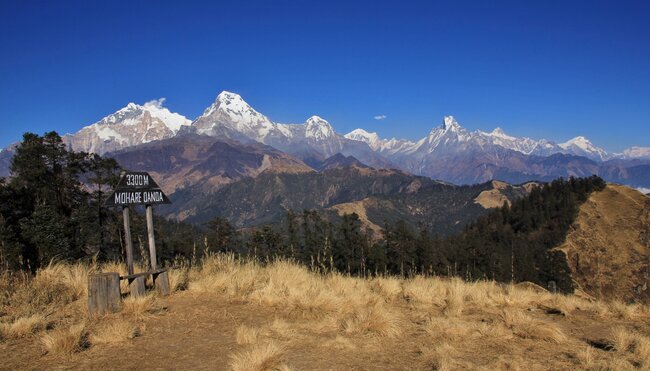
[619,146,650,160]
[305,116,335,139]
[62,99,191,154]
[559,136,609,161]
[193,91,275,140]
[489,127,514,139]
[98,99,190,132]
[441,116,462,132]
[141,98,191,132]
[203,91,259,118]
[345,128,381,149]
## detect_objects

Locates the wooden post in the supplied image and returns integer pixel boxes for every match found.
[153,270,171,296]
[129,276,146,297]
[122,206,135,275]
[88,272,121,315]
[146,205,157,270]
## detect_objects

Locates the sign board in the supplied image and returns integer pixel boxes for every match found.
[105,171,171,207]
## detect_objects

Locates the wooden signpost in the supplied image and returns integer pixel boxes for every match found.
[104,171,171,274]
[88,171,171,315]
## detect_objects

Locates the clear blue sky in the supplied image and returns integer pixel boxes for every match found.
[1,0,649,151]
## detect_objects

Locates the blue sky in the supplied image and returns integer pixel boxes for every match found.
[0,0,648,151]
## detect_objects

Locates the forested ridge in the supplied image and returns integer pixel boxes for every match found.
[0,132,606,292]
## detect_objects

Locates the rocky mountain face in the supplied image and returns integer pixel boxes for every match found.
[108,134,312,196]
[62,99,191,155]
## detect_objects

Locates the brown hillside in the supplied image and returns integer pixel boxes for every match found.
[330,198,385,236]
[556,184,650,303]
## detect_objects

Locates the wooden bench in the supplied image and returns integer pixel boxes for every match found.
[120,268,171,297]
[88,268,171,315]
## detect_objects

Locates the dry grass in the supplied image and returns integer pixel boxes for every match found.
[612,326,650,368]
[121,294,164,320]
[89,318,141,344]
[236,324,260,345]
[2,254,649,368]
[500,309,568,344]
[419,342,456,371]
[41,323,88,356]
[0,314,46,338]
[340,303,401,338]
[229,341,291,371]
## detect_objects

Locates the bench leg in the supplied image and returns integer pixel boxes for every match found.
[153,270,171,296]
[129,275,146,297]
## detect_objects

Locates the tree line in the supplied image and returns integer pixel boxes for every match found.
[198,176,606,293]
[0,132,199,271]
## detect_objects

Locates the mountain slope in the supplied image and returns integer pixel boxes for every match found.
[63,99,191,154]
[556,185,650,303]
[165,166,532,237]
[108,134,313,196]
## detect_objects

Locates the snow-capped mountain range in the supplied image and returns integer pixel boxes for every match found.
[0,90,627,186]
[344,116,620,162]
[61,90,648,163]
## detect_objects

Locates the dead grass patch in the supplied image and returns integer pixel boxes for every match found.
[41,323,88,356]
[236,324,260,345]
[340,304,401,338]
[89,318,141,344]
[229,341,291,371]
[121,295,163,319]
[0,314,46,338]
[500,309,568,344]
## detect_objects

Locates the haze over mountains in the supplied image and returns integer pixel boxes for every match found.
[2,90,649,188]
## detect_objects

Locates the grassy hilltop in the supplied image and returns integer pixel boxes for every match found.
[1,255,649,370]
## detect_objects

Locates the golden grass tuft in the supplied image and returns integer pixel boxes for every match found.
[41,323,88,356]
[121,295,163,319]
[609,300,646,320]
[340,304,401,338]
[89,318,141,344]
[168,267,190,292]
[0,314,46,338]
[229,341,292,371]
[612,326,650,368]
[369,277,402,303]
[419,342,455,371]
[236,324,260,345]
[500,309,568,344]
[575,345,595,369]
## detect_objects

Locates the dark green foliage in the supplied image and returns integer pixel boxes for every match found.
[0,132,200,271]
[438,176,606,292]
[228,176,605,294]
[206,217,238,253]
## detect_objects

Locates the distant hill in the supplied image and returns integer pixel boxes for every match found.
[108,134,313,195]
[164,165,533,236]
